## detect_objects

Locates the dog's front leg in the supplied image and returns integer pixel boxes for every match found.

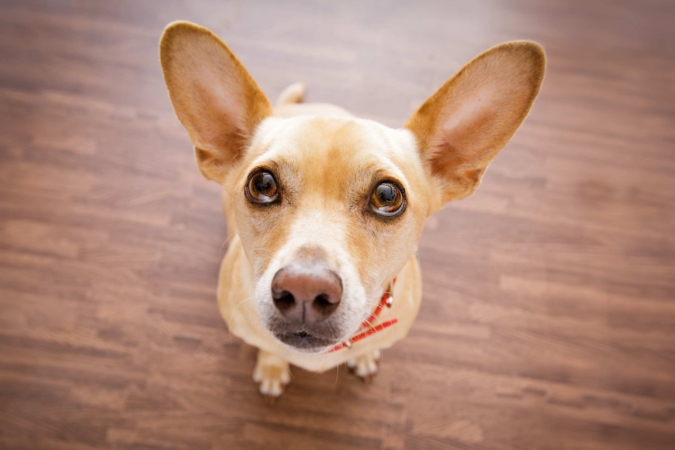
[253,349,291,402]
[347,349,381,383]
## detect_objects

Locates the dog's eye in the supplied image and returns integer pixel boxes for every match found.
[246,170,279,204]
[370,181,405,217]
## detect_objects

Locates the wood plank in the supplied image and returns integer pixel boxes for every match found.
[0,0,673,449]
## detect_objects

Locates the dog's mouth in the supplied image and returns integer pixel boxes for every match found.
[275,330,337,351]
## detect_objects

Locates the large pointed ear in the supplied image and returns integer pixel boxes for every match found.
[160,21,272,183]
[406,41,545,206]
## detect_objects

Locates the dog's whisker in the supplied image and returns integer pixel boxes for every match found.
[229,296,253,323]
[218,233,233,258]
[228,295,254,342]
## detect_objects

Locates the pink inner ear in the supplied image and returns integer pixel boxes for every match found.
[161,23,273,182]
[439,81,503,161]
[186,63,249,155]
[406,42,545,203]
[437,64,537,171]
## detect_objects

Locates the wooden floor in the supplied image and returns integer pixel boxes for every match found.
[1,1,674,449]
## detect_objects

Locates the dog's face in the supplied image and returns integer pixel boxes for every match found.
[226,117,429,350]
[160,22,545,352]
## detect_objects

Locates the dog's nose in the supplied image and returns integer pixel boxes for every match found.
[271,265,342,323]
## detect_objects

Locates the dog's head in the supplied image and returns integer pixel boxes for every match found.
[160,22,545,352]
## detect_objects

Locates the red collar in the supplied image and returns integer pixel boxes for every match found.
[327,277,398,353]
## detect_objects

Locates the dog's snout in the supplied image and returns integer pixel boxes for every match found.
[271,265,342,323]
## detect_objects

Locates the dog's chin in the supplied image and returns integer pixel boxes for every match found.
[274,331,337,353]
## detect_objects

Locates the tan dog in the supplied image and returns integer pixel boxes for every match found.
[159,21,545,399]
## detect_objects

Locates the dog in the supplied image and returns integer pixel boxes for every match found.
[159,21,545,400]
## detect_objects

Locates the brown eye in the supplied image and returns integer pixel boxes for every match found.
[370,181,405,217]
[246,170,279,204]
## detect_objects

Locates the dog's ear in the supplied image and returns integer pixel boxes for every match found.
[160,21,272,183]
[406,41,545,206]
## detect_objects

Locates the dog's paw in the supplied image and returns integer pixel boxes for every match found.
[347,349,381,383]
[253,350,291,402]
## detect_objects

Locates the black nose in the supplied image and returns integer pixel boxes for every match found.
[271,265,342,324]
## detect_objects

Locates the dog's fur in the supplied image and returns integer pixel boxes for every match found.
[160,21,545,398]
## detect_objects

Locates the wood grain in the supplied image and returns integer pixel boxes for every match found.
[0,1,674,449]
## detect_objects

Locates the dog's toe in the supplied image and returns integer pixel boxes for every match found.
[347,349,381,381]
[254,350,291,402]
[260,376,284,397]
